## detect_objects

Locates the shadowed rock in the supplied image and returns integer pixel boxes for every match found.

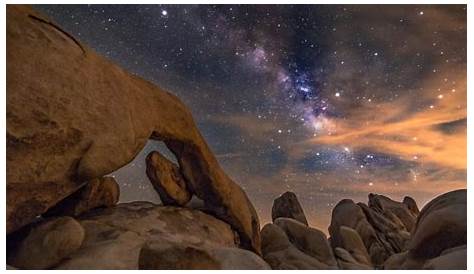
[6,5,260,253]
[145,151,191,206]
[261,223,336,269]
[271,191,308,226]
[274,217,337,267]
[403,196,420,216]
[7,216,85,269]
[368,193,417,232]
[44,177,120,217]
[338,226,372,267]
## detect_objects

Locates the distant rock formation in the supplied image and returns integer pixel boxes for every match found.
[271,191,309,225]
[6,4,260,253]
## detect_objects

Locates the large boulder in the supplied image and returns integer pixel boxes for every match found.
[271,191,308,226]
[423,245,466,270]
[7,216,85,269]
[51,202,237,269]
[273,218,337,267]
[139,239,270,270]
[328,199,388,266]
[6,5,260,253]
[44,177,120,217]
[261,223,337,269]
[408,189,466,259]
[145,151,191,206]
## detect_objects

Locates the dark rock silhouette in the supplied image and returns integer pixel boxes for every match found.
[271,191,308,226]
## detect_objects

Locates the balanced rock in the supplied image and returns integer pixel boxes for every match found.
[6,5,260,253]
[44,177,120,217]
[328,199,388,266]
[8,216,85,269]
[146,151,191,206]
[274,217,337,267]
[261,223,336,269]
[139,239,270,270]
[272,191,308,225]
[52,202,237,269]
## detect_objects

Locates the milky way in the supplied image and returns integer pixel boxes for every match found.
[35,4,466,230]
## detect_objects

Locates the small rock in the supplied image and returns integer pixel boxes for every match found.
[272,191,308,226]
[44,177,120,217]
[146,151,191,206]
[8,217,85,269]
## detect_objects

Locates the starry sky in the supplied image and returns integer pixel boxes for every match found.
[34,4,466,231]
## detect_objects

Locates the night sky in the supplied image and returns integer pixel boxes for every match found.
[34,4,466,230]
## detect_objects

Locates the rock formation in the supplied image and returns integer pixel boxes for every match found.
[6,4,260,253]
[271,191,308,225]
[145,151,191,206]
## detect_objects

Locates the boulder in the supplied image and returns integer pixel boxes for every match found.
[338,226,371,266]
[273,217,337,267]
[328,199,388,266]
[271,191,308,225]
[44,177,120,217]
[139,240,270,270]
[6,5,260,253]
[408,189,466,259]
[261,223,336,269]
[145,151,191,206]
[8,216,85,269]
[52,202,237,269]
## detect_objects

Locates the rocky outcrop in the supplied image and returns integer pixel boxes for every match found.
[145,151,191,206]
[44,177,120,217]
[261,223,336,269]
[368,193,417,232]
[6,5,260,253]
[139,240,270,270]
[271,191,308,225]
[7,217,85,269]
[403,196,420,216]
[273,218,337,267]
[328,199,388,266]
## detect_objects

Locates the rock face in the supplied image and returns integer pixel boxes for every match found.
[44,177,120,217]
[6,5,260,253]
[139,240,270,270]
[338,226,372,267]
[145,151,191,206]
[368,193,417,232]
[271,191,308,226]
[49,202,237,269]
[7,216,85,269]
